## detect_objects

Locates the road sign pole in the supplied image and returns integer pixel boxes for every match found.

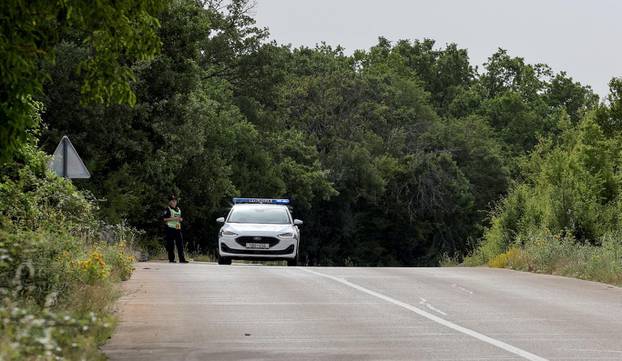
[62,137,68,179]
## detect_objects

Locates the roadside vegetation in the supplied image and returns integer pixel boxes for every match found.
[1,0,162,359]
[476,236,622,286]
[465,114,622,286]
[0,130,139,359]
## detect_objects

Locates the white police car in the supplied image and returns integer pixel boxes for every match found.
[216,198,302,266]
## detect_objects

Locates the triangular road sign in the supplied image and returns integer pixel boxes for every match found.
[48,136,91,179]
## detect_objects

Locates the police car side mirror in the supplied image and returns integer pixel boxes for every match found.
[216,217,225,223]
[293,219,303,226]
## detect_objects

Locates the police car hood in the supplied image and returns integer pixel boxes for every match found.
[225,223,293,235]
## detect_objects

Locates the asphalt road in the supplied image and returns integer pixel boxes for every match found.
[103,262,622,361]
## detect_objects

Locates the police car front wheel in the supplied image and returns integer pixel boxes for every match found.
[218,256,231,265]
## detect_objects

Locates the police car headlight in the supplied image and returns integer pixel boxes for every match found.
[220,230,238,237]
[277,232,294,238]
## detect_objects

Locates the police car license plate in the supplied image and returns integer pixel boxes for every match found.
[246,243,269,249]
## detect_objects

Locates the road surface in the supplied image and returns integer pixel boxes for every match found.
[103,262,622,361]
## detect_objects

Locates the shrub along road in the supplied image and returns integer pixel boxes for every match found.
[103,262,622,361]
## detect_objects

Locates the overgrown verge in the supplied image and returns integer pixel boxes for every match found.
[464,113,622,286]
[467,232,622,286]
[0,135,138,360]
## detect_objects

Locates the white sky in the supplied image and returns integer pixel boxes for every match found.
[253,0,622,98]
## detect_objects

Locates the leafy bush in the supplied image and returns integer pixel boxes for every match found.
[466,113,622,285]
[101,241,135,282]
[487,247,528,269]
[474,114,622,258]
[0,304,114,361]
[76,251,111,285]
[0,137,139,360]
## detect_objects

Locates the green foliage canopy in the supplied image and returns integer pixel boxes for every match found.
[0,0,163,161]
[31,0,617,266]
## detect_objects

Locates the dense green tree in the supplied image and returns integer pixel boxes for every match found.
[480,49,549,100]
[0,0,163,161]
[609,78,622,123]
[481,91,547,153]
[422,115,509,213]
[597,77,622,134]
[545,72,599,122]
[33,0,618,266]
[40,0,335,253]
[478,49,598,156]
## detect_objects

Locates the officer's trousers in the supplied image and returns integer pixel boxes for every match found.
[165,227,186,262]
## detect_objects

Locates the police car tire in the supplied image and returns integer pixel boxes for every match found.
[287,255,298,267]
[218,256,231,265]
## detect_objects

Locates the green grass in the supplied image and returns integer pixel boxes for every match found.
[464,232,622,286]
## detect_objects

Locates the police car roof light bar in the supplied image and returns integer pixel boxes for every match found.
[233,198,290,205]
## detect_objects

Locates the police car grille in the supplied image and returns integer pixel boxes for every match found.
[235,236,280,247]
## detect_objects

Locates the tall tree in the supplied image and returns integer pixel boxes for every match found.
[0,0,163,161]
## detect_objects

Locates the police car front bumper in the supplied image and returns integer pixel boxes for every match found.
[218,235,297,259]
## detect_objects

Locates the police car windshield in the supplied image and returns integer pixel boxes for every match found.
[228,206,290,224]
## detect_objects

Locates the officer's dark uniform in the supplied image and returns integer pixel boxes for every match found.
[161,205,187,263]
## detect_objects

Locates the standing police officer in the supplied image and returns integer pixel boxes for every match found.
[161,195,188,263]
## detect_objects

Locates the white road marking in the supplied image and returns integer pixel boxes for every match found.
[300,268,549,361]
[452,283,475,295]
[419,297,448,316]
[425,303,448,316]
